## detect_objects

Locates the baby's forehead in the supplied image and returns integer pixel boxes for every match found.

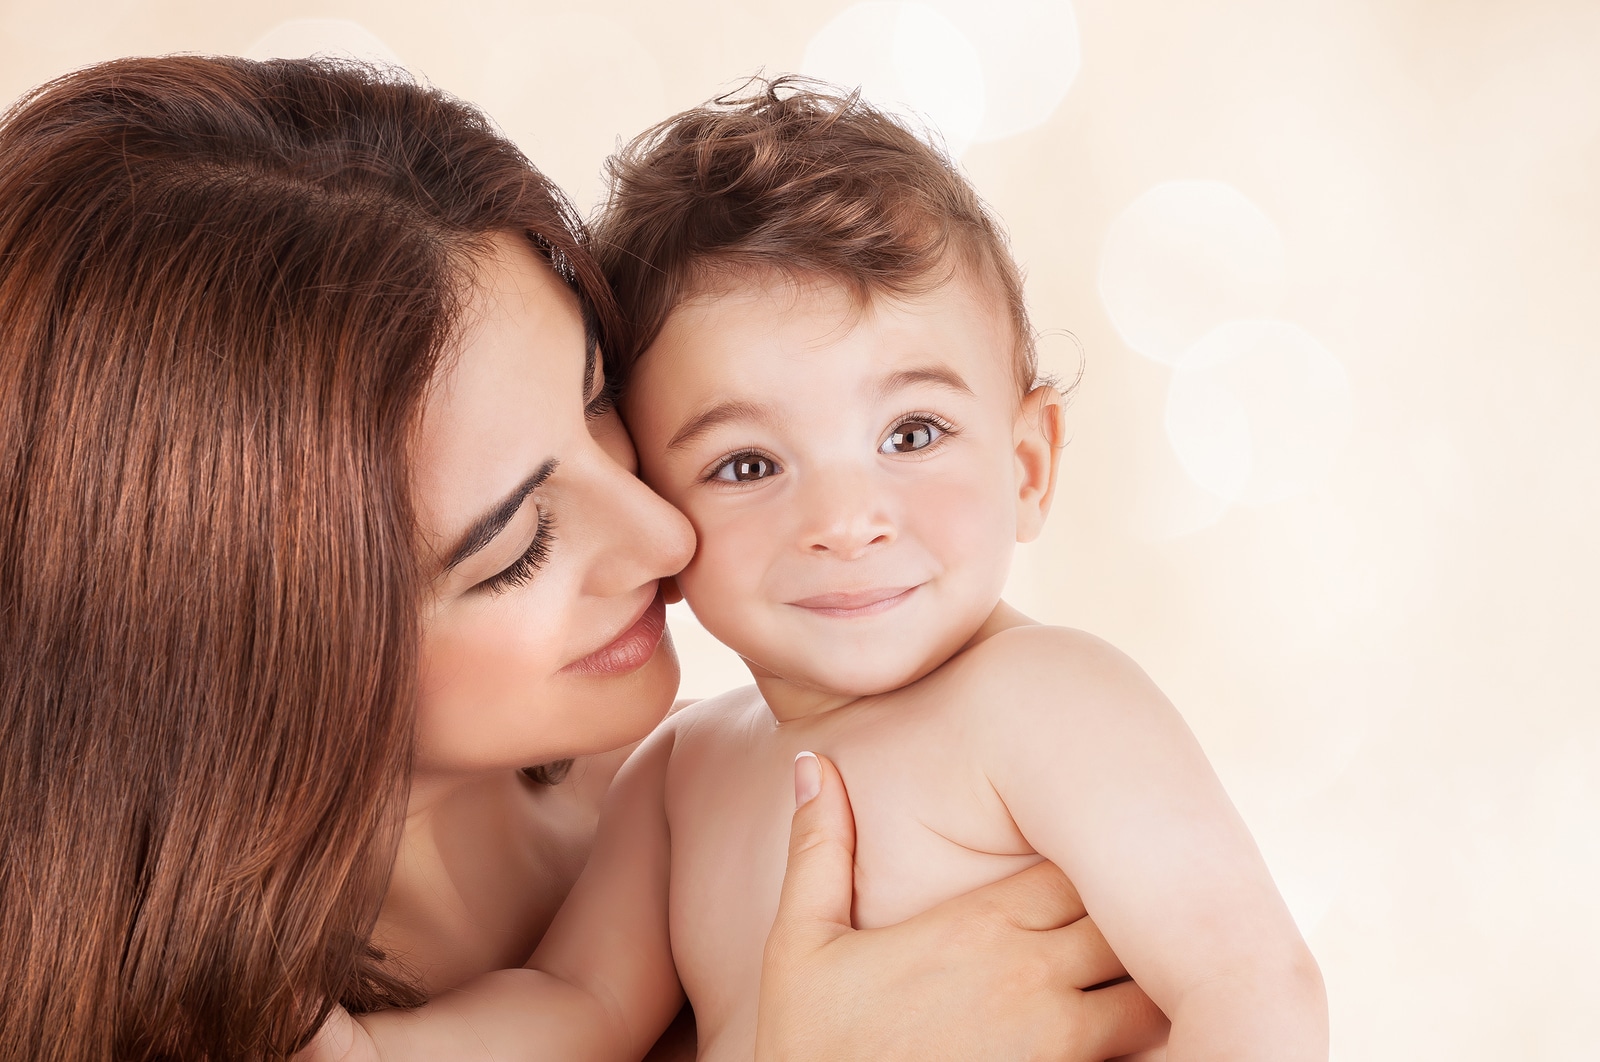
[682,259,985,310]
[661,262,1024,374]
[618,265,1028,445]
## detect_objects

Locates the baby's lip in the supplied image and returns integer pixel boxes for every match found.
[788,586,919,614]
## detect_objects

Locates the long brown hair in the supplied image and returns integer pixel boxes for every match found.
[0,56,618,1060]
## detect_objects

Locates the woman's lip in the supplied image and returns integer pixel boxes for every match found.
[561,586,667,677]
[788,585,918,617]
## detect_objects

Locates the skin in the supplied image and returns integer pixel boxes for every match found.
[369,232,694,997]
[528,269,1326,1061]
[301,236,1172,1062]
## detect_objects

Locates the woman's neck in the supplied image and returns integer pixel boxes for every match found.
[371,752,627,995]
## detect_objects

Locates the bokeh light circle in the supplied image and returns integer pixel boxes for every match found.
[245,19,406,69]
[927,0,1081,142]
[803,1,986,156]
[1099,180,1288,363]
[1165,320,1352,505]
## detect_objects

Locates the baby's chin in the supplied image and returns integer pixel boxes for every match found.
[741,635,970,701]
[694,593,1003,703]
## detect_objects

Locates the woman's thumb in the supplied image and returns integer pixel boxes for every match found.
[769,751,857,950]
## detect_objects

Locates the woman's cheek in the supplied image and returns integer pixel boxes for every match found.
[414,601,563,769]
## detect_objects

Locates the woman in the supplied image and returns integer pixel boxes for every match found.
[0,56,1162,1060]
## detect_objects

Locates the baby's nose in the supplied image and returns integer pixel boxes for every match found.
[798,466,895,559]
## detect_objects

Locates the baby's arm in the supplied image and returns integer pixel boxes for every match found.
[974,627,1327,1062]
[326,724,684,1062]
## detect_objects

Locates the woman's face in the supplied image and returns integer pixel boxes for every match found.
[409,232,694,776]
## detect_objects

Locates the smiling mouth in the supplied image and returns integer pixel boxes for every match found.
[561,585,667,677]
[788,585,919,618]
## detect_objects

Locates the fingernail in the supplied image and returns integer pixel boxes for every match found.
[794,751,821,808]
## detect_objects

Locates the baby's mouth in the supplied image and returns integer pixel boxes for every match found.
[787,585,919,617]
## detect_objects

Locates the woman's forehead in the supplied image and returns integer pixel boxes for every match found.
[412,235,586,557]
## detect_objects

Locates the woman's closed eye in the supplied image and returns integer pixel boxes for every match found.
[584,381,617,420]
[480,508,555,593]
[879,413,956,455]
[706,450,782,484]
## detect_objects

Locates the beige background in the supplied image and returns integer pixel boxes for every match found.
[4,1,1594,1056]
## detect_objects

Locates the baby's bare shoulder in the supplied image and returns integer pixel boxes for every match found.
[954,623,1149,691]
[940,624,1175,733]
[657,685,778,804]
[662,684,770,749]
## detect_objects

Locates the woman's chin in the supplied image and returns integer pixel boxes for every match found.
[610,631,682,743]
[413,633,682,778]
[554,631,682,758]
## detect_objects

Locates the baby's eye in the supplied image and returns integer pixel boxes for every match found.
[711,452,781,482]
[879,419,945,454]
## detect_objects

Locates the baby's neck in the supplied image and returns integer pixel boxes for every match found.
[749,598,1035,726]
[746,675,859,725]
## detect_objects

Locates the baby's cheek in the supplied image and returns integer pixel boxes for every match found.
[918,471,1014,545]
[675,515,763,629]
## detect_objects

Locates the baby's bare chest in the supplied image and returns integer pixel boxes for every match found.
[664,704,1043,1056]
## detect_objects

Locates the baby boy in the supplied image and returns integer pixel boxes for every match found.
[344,82,1327,1061]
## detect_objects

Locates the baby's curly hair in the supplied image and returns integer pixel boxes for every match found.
[595,76,1039,394]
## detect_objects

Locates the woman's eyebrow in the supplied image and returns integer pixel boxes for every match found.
[442,459,559,573]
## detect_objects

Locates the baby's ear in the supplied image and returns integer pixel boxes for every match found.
[1013,384,1065,543]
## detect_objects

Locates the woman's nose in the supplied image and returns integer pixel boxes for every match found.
[588,431,695,591]
[798,464,895,560]
[624,475,696,582]
[588,407,638,475]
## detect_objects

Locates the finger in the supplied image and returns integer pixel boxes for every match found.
[945,859,1087,932]
[1077,979,1170,1060]
[1046,915,1128,990]
[768,752,857,952]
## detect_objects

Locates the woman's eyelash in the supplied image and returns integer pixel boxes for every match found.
[584,380,618,420]
[480,508,555,593]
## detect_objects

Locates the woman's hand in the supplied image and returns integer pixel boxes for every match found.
[756,753,1168,1062]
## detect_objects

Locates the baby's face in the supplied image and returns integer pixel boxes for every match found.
[625,271,1048,699]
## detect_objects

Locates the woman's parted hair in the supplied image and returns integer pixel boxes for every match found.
[594,77,1039,392]
[0,56,616,1060]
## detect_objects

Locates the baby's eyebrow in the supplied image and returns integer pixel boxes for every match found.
[666,399,775,452]
[874,366,975,401]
